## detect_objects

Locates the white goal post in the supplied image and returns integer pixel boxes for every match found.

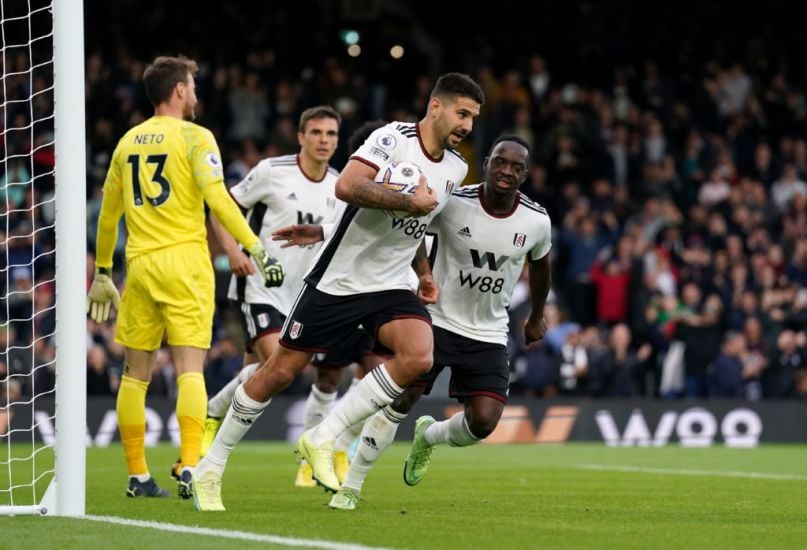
[0,0,86,516]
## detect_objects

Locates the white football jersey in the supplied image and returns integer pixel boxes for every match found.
[227,154,342,314]
[427,184,552,345]
[305,121,468,295]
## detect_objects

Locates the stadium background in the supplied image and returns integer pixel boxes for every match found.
[2,0,807,424]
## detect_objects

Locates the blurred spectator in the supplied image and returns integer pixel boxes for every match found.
[673,288,725,398]
[86,344,113,395]
[770,164,807,213]
[588,324,651,397]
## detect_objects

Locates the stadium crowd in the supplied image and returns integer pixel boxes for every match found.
[1,2,806,403]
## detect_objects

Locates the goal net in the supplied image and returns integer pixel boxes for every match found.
[0,0,86,516]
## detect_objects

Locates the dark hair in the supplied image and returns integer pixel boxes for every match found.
[298,105,342,133]
[347,120,386,152]
[142,56,198,107]
[430,72,485,105]
[488,134,531,156]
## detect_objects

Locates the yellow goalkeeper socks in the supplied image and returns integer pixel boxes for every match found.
[176,372,206,469]
[117,375,149,476]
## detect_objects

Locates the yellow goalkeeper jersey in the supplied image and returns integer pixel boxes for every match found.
[96,115,257,267]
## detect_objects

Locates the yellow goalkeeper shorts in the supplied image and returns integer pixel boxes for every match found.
[115,242,215,350]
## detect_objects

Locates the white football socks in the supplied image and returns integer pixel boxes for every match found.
[334,378,363,452]
[424,412,481,448]
[342,406,406,493]
[197,383,270,476]
[207,362,259,418]
[309,364,402,446]
[303,383,337,430]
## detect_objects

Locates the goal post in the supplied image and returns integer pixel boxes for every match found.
[0,0,86,516]
[53,0,87,517]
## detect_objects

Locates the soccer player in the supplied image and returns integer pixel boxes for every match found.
[328,135,552,509]
[86,56,283,499]
[200,109,382,487]
[192,73,484,511]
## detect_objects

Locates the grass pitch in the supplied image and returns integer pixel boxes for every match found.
[3,442,807,549]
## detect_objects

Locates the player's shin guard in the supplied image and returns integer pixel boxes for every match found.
[197,383,270,477]
[207,362,259,418]
[303,384,337,430]
[176,372,206,468]
[117,375,150,476]
[310,364,402,446]
[342,406,406,493]
[425,412,482,448]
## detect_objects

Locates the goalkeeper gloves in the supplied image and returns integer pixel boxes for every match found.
[87,267,120,323]
[247,241,284,288]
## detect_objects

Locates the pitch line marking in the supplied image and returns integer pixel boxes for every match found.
[576,464,807,481]
[83,515,396,550]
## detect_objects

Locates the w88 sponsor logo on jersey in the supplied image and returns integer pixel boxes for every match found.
[458,249,508,294]
[391,217,427,239]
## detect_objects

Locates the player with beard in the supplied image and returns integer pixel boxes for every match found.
[192,73,484,511]
[87,56,283,500]
[328,135,552,509]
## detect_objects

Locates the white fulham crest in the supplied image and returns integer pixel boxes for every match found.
[289,321,304,339]
[513,233,526,249]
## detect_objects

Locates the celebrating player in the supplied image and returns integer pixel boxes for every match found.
[192,73,484,511]
[87,56,283,499]
[200,109,383,487]
[328,135,552,509]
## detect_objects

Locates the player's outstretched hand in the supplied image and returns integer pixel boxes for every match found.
[408,175,437,217]
[417,274,440,305]
[248,242,285,288]
[524,315,547,347]
[87,269,120,323]
[228,250,256,277]
[271,224,325,248]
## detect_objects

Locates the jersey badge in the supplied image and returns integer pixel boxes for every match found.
[513,233,526,249]
[289,321,304,339]
[376,134,397,150]
[445,180,456,194]
[258,313,269,328]
[206,153,220,167]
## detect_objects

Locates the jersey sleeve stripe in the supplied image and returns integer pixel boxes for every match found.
[518,198,549,216]
[447,149,467,163]
[349,155,380,171]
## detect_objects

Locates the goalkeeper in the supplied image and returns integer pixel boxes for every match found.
[87,55,283,500]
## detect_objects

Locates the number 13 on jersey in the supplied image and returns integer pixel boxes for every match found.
[127,154,172,206]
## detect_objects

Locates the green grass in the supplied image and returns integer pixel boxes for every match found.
[3,442,807,549]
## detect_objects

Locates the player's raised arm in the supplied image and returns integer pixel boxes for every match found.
[524,253,552,346]
[336,159,436,217]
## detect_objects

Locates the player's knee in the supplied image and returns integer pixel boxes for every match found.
[263,363,297,392]
[397,348,432,376]
[314,377,339,394]
[467,411,501,439]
